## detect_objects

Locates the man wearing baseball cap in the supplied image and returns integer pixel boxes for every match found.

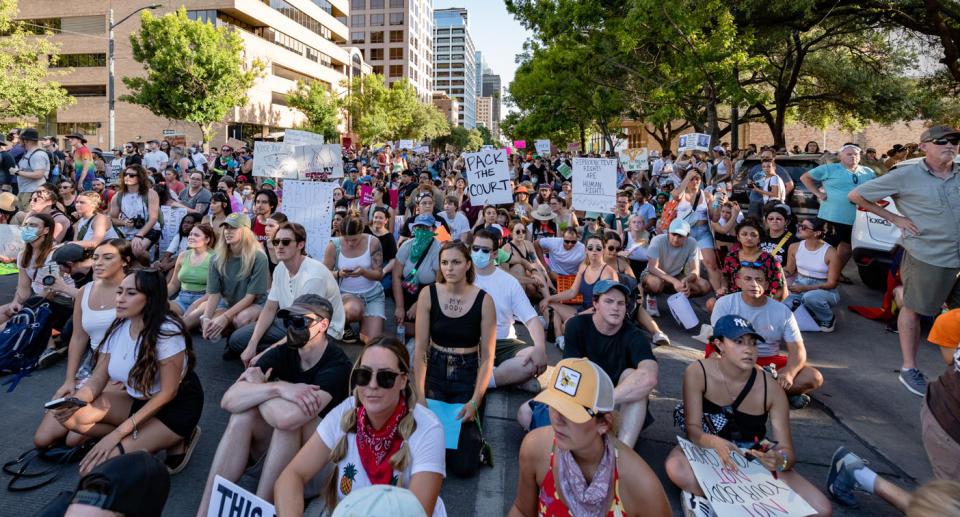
[14,128,51,210]
[511,357,671,517]
[849,124,960,396]
[642,218,711,316]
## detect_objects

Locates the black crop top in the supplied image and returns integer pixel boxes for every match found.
[428,284,486,349]
[699,360,769,443]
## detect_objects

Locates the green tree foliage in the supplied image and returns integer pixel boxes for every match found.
[0,0,74,123]
[476,125,496,146]
[432,126,483,151]
[287,80,341,142]
[341,74,449,145]
[121,8,264,144]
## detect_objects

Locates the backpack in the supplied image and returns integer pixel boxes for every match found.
[0,298,53,392]
[656,198,680,234]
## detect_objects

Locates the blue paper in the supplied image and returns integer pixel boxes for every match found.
[426,399,464,449]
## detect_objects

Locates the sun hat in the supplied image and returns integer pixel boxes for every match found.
[531,204,557,221]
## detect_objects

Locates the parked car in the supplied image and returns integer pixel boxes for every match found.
[730,154,824,218]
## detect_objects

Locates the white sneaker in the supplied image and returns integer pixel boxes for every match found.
[645,295,660,316]
[681,491,717,517]
[555,336,565,350]
[693,324,713,344]
[652,331,670,346]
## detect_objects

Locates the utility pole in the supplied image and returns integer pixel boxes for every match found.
[109,4,163,150]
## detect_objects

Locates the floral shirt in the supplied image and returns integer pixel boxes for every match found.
[722,245,783,294]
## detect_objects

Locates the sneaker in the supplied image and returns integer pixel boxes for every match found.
[341,326,361,345]
[35,346,68,369]
[645,295,660,317]
[788,393,811,410]
[652,331,671,347]
[819,316,836,333]
[555,336,565,351]
[826,447,866,507]
[692,324,713,344]
[519,378,542,393]
[166,426,201,475]
[680,490,717,517]
[899,368,928,397]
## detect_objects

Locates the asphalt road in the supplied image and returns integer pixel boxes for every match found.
[0,262,943,516]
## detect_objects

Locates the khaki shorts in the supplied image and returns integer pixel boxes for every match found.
[494,338,531,367]
[921,400,960,480]
[900,251,960,316]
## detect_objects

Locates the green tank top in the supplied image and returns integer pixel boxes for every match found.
[178,249,213,292]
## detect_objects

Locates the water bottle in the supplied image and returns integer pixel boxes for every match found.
[397,325,405,345]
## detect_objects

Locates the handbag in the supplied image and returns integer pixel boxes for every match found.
[3,441,94,491]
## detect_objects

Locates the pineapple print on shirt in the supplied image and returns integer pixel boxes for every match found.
[340,463,357,495]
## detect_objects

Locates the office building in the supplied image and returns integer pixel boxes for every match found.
[432,7,476,128]
[432,91,459,127]
[10,0,368,149]
[475,50,484,101]
[346,0,434,103]
[481,72,501,139]
[476,96,492,131]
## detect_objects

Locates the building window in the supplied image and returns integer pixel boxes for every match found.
[63,85,106,97]
[436,62,449,69]
[351,14,364,26]
[370,13,384,26]
[390,30,403,42]
[51,53,106,67]
[373,65,384,75]
[389,64,403,77]
[389,47,403,60]
[351,0,364,9]
[370,31,384,43]
[57,122,98,135]
[351,31,364,43]
[310,0,334,14]
[389,12,403,25]
[390,0,403,7]
[370,48,384,60]
[370,0,384,7]
[264,0,336,42]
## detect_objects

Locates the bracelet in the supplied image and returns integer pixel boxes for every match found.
[777,449,788,471]
[470,399,478,414]
[130,414,138,440]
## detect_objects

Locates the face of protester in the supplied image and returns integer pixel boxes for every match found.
[603,238,621,261]
[356,345,408,418]
[685,171,702,192]
[584,237,603,262]
[594,289,627,327]
[920,135,959,164]
[562,231,578,250]
[30,191,53,213]
[667,232,687,248]
[180,217,197,237]
[419,173,432,186]
[92,244,125,279]
[274,229,303,261]
[123,168,140,188]
[59,181,75,198]
[736,266,768,299]
[75,195,96,218]
[189,173,203,189]
[372,210,387,230]
[264,218,280,239]
[115,274,146,319]
[716,334,759,369]
[254,194,272,217]
[92,181,104,193]
[483,207,497,225]
[332,213,344,232]
[165,170,178,184]
[333,188,344,201]
[496,212,509,226]
[761,161,776,176]
[418,196,434,215]
[615,195,629,213]
[839,147,861,169]
[456,178,466,190]
[737,224,761,249]
[187,227,210,251]
[720,205,733,222]
[628,216,643,233]
[805,142,819,153]
[549,197,562,214]
[440,247,470,284]
[222,226,240,246]
[766,212,786,234]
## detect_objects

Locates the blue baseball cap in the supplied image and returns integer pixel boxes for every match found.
[712,314,765,342]
[593,279,631,298]
[668,218,691,236]
[413,213,436,227]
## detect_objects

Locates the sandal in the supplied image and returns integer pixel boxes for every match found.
[165,426,201,475]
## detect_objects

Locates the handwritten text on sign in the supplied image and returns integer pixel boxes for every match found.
[572,158,617,213]
[677,436,816,517]
[464,149,512,205]
[207,475,275,517]
[280,180,334,260]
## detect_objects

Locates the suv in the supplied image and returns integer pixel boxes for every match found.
[730,154,824,218]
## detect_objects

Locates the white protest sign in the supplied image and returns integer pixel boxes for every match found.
[252,142,298,179]
[572,158,617,213]
[480,144,494,152]
[280,180,334,259]
[618,148,649,171]
[535,139,551,157]
[207,475,276,517]
[0,224,25,259]
[416,144,430,154]
[158,206,188,255]
[398,139,414,150]
[283,129,324,146]
[677,436,816,517]
[296,144,344,180]
[463,149,512,205]
[679,133,711,152]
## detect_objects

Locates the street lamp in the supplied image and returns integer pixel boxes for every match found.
[108,3,163,150]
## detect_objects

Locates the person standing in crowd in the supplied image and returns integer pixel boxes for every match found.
[666,315,833,517]
[415,241,496,477]
[325,214,385,344]
[196,295,352,515]
[393,214,442,337]
[848,125,960,396]
[672,169,723,293]
[142,139,169,173]
[176,170,211,216]
[746,149,794,219]
[109,164,161,264]
[784,218,842,331]
[5,128,24,165]
[642,219,711,316]
[168,224,216,315]
[800,143,876,277]
[510,357,671,517]
[276,336,446,517]
[13,129,51,211]
[66,133,94,192]
[73,190,120,250]
[251,189,278,244]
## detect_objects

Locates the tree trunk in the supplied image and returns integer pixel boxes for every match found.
[579,122,586,153]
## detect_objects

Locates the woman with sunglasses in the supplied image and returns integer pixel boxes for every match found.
[759,203,797,265]
[324,214,385,344]
[73,190,119,250]
[262,212,288,275]
[414,241,496,478]
[58,179,79,220]
[712,218,785,312]
[202,191,233,230]
[366,207,397,291]
[168,224,216,315]
[784,218,841,332]
[51,269,203,476]
[34,239,134,449]
[502,220,551,301]
[28,184,72,243]
[109,164,161,263]
[540,235,616,346]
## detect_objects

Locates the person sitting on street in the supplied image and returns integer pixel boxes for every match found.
[784,218,842,332]
[196,295,351,515]
[324,214,385,345]
[534,226,586,284]
[709,217,785,312]
[711,263,824,408]
[642,219,711,316]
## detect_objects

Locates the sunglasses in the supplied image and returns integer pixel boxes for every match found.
[586,245,603,251]
[563,239,577,245]
[606,245,621,251]
[124,172,138,178]
[930,136,960,146]
[272,238,294,247]
[797,224,815,231]
[282,314,322,330]
[513,229,526,234]
[471,245,492,253]
[350,367,403,389]
[761,158,774,163]
[740,261,762,268]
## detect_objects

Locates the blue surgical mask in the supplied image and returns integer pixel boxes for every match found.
[471,249,491,269]
[21,227,38,243]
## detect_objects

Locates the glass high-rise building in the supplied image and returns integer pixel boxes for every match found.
[433,8,476,128]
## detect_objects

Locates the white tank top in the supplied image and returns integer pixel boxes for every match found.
[677,190,709,222]
[81,284,117,351]
[796,242,831,280]
[338,235,379,294]
[119,191,159,238]
[76,215,119,241]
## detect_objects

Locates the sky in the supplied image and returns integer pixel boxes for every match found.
[432,1,533,113]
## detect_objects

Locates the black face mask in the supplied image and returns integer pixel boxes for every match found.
[286,325,311,349]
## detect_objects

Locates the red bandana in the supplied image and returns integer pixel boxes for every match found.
[539,222,555,235]
[355,397,408,485]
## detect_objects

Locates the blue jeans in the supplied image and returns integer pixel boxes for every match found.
[786,275,839,323]
[426,346,483,478]
[174,290,205,313]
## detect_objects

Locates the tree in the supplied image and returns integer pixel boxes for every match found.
[0,0,74,123]
[287,80,341,142]
[476,125,496,146]
[121,8,264,145]
[341,74,450,144]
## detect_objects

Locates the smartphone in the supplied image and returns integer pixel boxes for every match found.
[750,438,779,453]
[44,397,87,410]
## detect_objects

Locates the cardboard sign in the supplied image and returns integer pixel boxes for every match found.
[619,148,649,171]
[279,180,335,259]
[535,139,551,157]
[571,158,617,212]
[557,163,572,179]
[359,185,374,206]
[513,140,526,149]
[677,436,816,517]
[252,142,299,179]
[679,133,711,152]
[226,138,246,150]
[207,475,276,517]
[433,225,452,243]
[398,139,414,150]
[0,224,25,260]
[158,206,188,256]
[463,149,512,206]
[296,144,344,180]
[283,129,324,146]
[567,142,580,152]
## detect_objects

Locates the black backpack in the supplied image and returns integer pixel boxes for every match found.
[0,297,53,391]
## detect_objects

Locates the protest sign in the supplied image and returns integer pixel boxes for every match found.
[678,133,711,152]
[567,142,580,152]
[557,163,572,179]
[677,436,816,517]
[207,475,276,517]
[398,139,414,150]
[296,144,344,180]
[502,147,512,156]
[513,140,526,149]
[0,224,25,260]
[618,148,649,171]
[252,142,298,179]
[279,180,334,259]
[463,149,512,205]
[535,139,551,157]
[572,158,617,213]
[481,144,494,152]
[283,129,324,146]
[158,206,188,255]
[359,185,374,206]
[388,189,399,209]
[416,144,429,154]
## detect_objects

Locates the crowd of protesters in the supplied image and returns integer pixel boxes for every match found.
[0,123,958,517]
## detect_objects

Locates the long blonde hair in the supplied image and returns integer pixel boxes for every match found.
[213,225,260,277]
[323,336,419,513]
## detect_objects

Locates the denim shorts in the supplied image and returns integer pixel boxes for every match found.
[343,283,386,319]
[690,223,715,250]
[174,290,205,313]
[425,346,479,404]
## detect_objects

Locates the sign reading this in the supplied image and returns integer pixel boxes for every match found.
[207,476,276,517]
